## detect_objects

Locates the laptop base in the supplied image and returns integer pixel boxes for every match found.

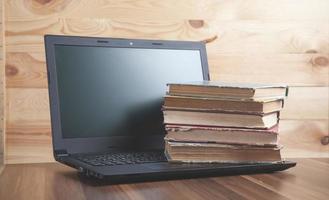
[61,155,296,184]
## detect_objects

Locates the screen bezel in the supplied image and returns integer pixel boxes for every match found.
[45,35,210,154]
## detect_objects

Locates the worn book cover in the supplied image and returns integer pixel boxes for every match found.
[167,81,288,100]
[165,140,282,163]
[165,124,279,146]
[163,95,284,114]
[163,109,279,129]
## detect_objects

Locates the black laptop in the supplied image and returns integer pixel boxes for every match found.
[44,35,296,182]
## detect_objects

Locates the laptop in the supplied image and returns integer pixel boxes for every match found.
[45,35,296,182]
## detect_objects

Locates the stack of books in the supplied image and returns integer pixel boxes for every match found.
[163,81,288,163]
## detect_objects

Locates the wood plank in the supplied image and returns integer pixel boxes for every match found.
[211,176,291,199]
[311,158,329,164]
[206,20,329,55]
[281,87,329,120]
[5,88,51,163]
[208,54,329,86]
[280,120,329,158]
[241,159,329,200]
[5,0,329,21]
[0,0,5,171]
[6,131,53,164]
[5,18,329,87]
[0,61,4,169]
[5,19,329,55]
[6,119,52,164]
[0,159,329,200]
[5,18,215,53]
[6,52,47,88]
[6,88,50,127]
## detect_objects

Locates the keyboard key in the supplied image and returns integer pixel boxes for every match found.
[74,151,167,166]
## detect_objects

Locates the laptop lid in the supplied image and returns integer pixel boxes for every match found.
[45,35,209,155]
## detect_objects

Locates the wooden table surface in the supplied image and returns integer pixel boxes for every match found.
[0,158,328,200]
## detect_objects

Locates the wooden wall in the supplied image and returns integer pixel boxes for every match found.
[4,0,329,164]
[0,0,4,172]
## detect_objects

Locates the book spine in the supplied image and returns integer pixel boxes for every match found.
[165,124,279,134]
[163,106,280,116]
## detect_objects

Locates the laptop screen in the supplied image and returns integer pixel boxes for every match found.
[54,45,205,138]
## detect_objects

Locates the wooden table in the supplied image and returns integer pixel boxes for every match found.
[0,158,328,200]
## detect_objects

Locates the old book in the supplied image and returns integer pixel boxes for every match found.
[165,125,278,146]
[165,141,282,163]
[164,95,284,114]
[163,110,279,129]
[168,81,288,100]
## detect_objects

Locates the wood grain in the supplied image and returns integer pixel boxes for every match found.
[209,54,329,86]
[0,0,5,171]
[6,19,329,54]
[6,88,50,127]
[281,87,329,120]
[240,159,329,200]
[279,120,329,158]
[6,52,47,88]
[6,131,53,163]
[206,20,329,54]
[0,158,328,200]
[5,0,329,21]
[5,19,329,87]
[5,19,216,52]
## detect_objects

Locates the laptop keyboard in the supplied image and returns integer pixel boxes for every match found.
[74,151,167,166]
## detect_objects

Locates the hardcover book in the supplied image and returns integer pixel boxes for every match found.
[165,124,279,146]
[168,81,288,100]
[163,109,279,129]
[165,141,282,163]
[164,95,284,114]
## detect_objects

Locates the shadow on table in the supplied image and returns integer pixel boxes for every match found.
[57,167,294,187]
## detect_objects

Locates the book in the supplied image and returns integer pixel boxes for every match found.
[163,110,279,129]
[165,125,278,146]
[168,81,288,100]
[164,95,284,114]
[165,141,282,163]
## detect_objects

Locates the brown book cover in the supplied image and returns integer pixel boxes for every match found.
[163,109,279,129]
[165,141,282,163]
[165,124,279,146]
[167,81,288,100]
[164,95,284,114]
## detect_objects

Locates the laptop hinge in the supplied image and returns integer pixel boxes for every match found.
[55,149,69,157]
